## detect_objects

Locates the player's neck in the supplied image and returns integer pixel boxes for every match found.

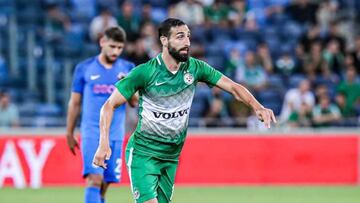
[161,52,181,72]
[98,54,114,69]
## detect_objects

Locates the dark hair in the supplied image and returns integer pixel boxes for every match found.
[158,18,186,39]
[104,26,127,43]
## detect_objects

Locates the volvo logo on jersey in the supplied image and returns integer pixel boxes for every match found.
[152,108,190,119]
[93,84,116,95]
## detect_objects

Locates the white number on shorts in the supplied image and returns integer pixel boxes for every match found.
[115,158,122,180]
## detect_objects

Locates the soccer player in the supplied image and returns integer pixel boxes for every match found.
[93,18,276,203]
[66,26,136,203]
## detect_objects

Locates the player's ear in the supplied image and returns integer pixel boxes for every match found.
[160,36,168,47]
[99,36,106,48]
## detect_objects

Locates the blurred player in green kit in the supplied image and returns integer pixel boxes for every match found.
[93,18,276,203]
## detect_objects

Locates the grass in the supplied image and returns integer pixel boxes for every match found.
[0,186,360,203]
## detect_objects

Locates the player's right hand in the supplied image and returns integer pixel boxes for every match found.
[92,144,112,169]
[66,133,79,156]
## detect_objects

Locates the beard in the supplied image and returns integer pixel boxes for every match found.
[168,44,189,62]
[104,54,117,64]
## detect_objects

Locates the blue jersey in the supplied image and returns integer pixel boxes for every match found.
[72,56,135,141]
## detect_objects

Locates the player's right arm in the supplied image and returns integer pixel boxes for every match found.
[93,64,148,168]
[93,89,127,169]
[66,63,85,155]
[66,93,82,155]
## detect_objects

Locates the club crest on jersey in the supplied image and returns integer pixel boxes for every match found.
[183,72,194,85]
[133,189,140,200]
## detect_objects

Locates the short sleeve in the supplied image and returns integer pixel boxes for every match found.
[196,60,223,86]
[71,64,85,94]
[115,65,147,100]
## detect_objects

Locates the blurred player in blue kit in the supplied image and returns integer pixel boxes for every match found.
[66,26,136,203]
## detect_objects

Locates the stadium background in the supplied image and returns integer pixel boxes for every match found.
[1,0,360,202]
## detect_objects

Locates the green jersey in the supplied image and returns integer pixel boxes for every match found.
[116,54,223,159]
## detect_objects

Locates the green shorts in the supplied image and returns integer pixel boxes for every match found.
[125,137,178,203]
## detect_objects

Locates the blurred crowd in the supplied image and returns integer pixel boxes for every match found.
[0,90,19,128]
[1,0,360,129]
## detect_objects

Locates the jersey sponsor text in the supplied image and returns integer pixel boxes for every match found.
[152,108,190,119]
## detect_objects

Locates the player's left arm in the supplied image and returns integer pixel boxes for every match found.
[215,75,277,128]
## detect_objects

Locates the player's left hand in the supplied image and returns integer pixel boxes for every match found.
[255,107,277,128]
[92,144,112,169]
[66,133,79,156]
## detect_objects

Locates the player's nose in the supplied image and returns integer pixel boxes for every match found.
[184,36,190,47]
[113,50,121,56]
[113,48,122,55]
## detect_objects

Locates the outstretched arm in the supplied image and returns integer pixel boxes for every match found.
[92,89,128,168]
[215,75,277,128]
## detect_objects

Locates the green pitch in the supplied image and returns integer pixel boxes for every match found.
[1,186,360,203]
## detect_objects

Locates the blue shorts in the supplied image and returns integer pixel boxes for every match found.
[81,138,123,183]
